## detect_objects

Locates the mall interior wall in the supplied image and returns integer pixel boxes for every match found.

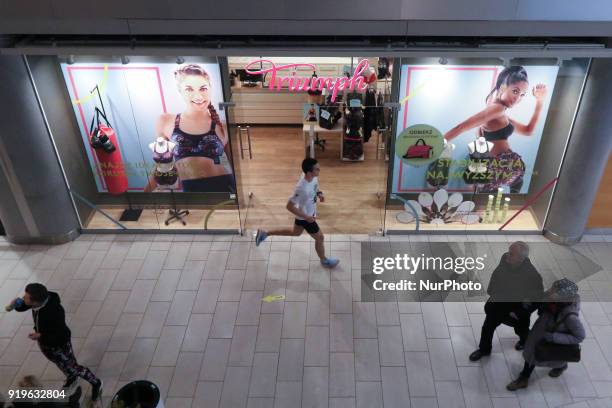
[3,0,612,37]
[26,55,98,224]
[529,59,590,229]
[0,55,80,244]
[544,58,612,243]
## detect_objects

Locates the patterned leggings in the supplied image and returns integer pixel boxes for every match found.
[39,341,99,385]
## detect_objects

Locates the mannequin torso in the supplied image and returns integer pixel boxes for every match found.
[467,137,493,173]
[467,137,494,155]
[150,138,176,173]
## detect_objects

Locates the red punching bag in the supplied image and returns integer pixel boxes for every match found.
[92,125,129,195]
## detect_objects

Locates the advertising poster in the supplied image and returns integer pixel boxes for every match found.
[392,64,559,194]
[60,60,235,194]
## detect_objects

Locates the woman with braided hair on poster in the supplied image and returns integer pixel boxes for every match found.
[443,66,547,193]
[145,64,235,193]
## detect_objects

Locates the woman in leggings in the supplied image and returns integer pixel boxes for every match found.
[146,64,235,193]
[444,66,547,193]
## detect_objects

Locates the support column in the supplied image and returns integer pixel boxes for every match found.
[0,55,80,244]
[544,59,612,244]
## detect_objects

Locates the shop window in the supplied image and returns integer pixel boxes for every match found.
[44,56,240,231]
[386,58,590,233]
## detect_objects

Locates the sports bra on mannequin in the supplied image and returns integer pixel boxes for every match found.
[149,138,178,187]
[467,137,494,155]
[463,137,493,185]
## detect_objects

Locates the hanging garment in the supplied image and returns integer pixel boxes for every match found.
[375,92,385,130]
[363,89,377,143]
[343,107,364,160]
[319,95,341,130]
[91,125,128,194]
[377,58,390,79]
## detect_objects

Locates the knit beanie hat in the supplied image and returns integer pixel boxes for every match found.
[544,278,579,302]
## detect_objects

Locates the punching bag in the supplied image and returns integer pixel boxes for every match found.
[92,125,128,195]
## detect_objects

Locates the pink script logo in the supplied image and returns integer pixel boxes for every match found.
[244,59,369,102]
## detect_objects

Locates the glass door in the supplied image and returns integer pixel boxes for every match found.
[226,56,393,236]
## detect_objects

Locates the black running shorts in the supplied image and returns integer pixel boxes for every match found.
[295,218,320,234]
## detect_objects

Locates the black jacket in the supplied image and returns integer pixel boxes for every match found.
[487,254,544,303]
[15,292,71,347]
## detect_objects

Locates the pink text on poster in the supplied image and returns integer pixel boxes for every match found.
[244,59,369,102]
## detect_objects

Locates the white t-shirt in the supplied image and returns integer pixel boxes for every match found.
[289,175,319,220]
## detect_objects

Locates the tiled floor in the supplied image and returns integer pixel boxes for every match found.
[1,233,612,408]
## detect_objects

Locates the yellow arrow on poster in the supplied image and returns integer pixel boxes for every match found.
[72,65,109,105]
[399,79,429,105]
[262,295,285,303]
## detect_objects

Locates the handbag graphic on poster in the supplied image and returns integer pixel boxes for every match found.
[403,138,433,159]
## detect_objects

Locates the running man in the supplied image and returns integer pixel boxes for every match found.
[255,158,339,268]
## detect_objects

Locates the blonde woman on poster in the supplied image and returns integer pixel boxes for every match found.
[443,66,547,193]
[145,64,235,193]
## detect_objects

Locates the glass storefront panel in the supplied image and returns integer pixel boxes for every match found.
[31,53,589,236]
[226,56,392,236]
[43,56,241,232]
[385,57,590,233]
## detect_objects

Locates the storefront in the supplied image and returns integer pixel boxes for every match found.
[0,50,608,243]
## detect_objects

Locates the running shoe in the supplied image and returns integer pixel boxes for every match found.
[255,229,268,247]
[321,257,339,268]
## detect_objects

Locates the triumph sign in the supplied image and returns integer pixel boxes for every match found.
[243,59,370,102]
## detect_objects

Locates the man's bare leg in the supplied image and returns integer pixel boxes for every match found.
[267,224,304,237]
[256,224,303,246]
[309,230,339,268]
[309,230,326,260]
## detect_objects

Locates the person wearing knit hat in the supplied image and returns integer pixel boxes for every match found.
[507,278,585,391]
[543,278,579,302]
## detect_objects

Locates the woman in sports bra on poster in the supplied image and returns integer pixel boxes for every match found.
[443,66,547,193]
[145,64,235,193]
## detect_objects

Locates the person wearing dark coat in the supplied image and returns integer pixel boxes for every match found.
[507,278,585,390]
[469,241,544,361]
[8,283,103,402]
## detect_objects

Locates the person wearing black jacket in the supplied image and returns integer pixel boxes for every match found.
[469,242,544,361]
[9,283,103,402]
